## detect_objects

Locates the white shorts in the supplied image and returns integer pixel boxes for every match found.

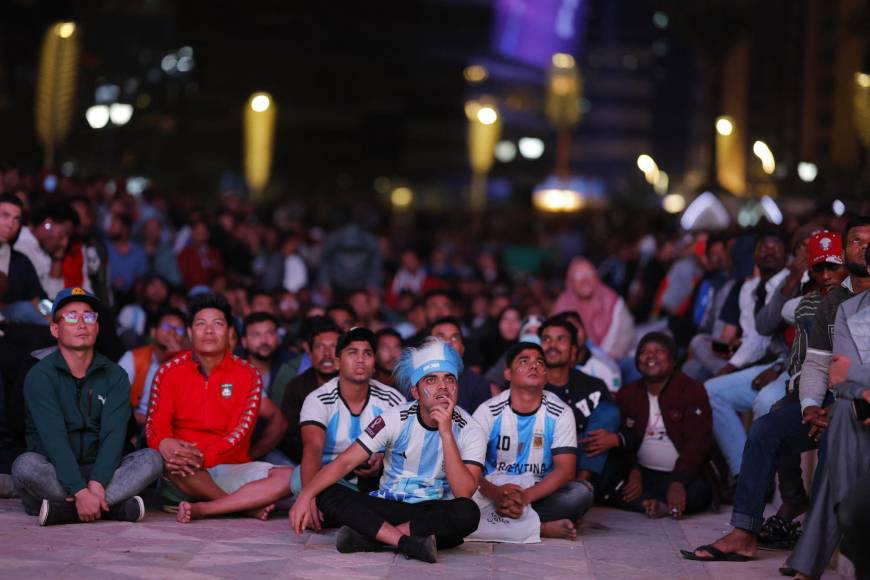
[207,461,274,494]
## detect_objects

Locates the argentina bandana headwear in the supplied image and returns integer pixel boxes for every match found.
[394,337,463,389]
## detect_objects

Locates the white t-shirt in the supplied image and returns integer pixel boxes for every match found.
[472,390,576,483]
[636,393,680,472]
[578,346,622,392]
[300,377,404,466]
[356,401,486,503]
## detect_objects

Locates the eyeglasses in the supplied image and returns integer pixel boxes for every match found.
[514,357,545,370]
[159,321,186,336]
[60,311,99,325]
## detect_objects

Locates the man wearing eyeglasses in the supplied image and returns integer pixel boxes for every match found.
[118,309,188,433]
[11,287,163,525]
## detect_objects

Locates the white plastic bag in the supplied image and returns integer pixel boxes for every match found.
[466,472,541,544]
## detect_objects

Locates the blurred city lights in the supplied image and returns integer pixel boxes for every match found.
[464,100,480,121]
[57,22,76,38]
[552,53,575,69]
[477,106,498,125]
[494,140,517,162]
[518,137,545,159]
[109,103,133,126]
[85,105,110,129]
[662,194,686,213]
[373,176,391,194]
[856,72,870,89]
[250,94,271,112]
[652,12,669,29]
[833,199,846,216]
[760,195,783,225]
[390,187,413,208]
[654,171,669,195]
[126,176,150,196]
[636,154,656,174]
[752,140,776,175]
[797,162,818,183]
[715,116,734,136]
[161,54,178,73]
[177,56,194,72]
[533,189,583,212]
[95,84,120,104]
[463,65,488,83]
[636,154,660,184]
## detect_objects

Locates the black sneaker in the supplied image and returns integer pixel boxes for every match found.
[398,534,437,564]
[104,496,146,523]
[335,526,385,553]
[38,499,79,526]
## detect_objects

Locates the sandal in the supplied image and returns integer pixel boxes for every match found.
[680,544,752,562]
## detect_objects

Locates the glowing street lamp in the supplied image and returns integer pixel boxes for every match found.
[466,96,501,211]
[752,140,776,175]
[35,21,80,167]
[244,92,276,201]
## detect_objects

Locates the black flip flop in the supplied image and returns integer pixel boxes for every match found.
[680,544,752,562]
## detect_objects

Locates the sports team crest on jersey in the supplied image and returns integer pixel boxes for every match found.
[533,432,544,449]
[221,384,233,399]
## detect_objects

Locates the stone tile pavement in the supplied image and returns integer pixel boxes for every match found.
[0,499,846,579]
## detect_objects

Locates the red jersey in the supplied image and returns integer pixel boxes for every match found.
[146,350,262,468]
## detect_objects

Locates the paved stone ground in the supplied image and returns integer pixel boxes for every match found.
[0,499,846,579]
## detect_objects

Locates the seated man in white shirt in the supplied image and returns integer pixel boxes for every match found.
[290,338,485,563]
[293,327,405,530]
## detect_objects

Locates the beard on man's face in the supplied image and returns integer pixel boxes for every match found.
[846,260,870,278]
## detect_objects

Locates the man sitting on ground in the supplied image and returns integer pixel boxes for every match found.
[146,293,293,523]
[473,342,591,540]
[293,327,405,529]
[290,338,485,563]
[609,333,713,518]
[539,317,619,490]
[241,312,289,463]
[12,287,163,525]
[276,316,342,465]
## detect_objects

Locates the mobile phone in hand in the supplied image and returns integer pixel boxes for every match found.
[854,399,870,422]
[712,340,731,355]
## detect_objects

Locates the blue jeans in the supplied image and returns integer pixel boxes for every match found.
[531,480,594,522]
[578,401,620,475]
[729,393,830,533]
[705,365,787,476]
[11,449,163,516]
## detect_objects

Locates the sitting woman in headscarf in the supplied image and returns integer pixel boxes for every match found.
[552,258,635,359]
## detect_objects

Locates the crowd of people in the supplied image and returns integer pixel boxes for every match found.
[0,166,868,576]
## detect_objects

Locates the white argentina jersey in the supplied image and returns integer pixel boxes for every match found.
[300,377,404,465]
[473,390,576,482]
[356,401,486,503]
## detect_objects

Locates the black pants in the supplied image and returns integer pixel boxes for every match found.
[609,466,712,515]
[839,472,870,580]
[316,484,480,549]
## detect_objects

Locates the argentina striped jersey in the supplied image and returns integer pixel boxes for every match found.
[299,377,404,466]
[472,389,576,482]
[356,401,486,504]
